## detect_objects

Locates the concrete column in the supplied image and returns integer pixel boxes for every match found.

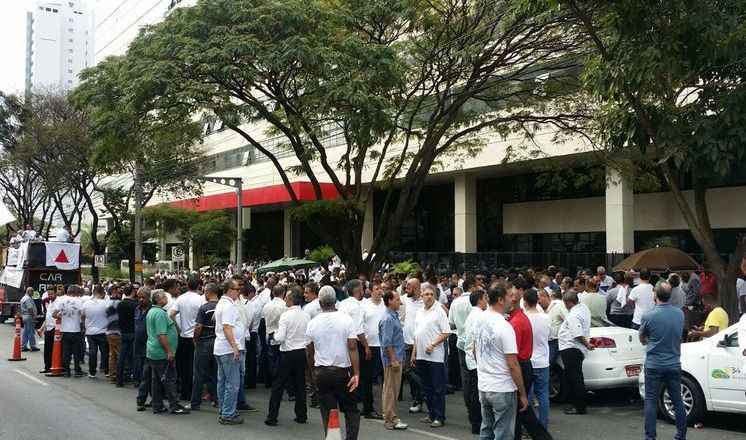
[605,168,635,254]
[229,210,237,263]
[188,242,195,270]
[454,174,477,253]
[283,208,293,257]
[158,222,167,262]
[361,195,374,254]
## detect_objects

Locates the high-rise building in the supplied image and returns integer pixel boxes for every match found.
[25,1,94,94]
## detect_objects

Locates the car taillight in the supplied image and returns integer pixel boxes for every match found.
[589,337,616,348]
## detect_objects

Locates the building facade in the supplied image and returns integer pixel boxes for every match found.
[25,1,94,93]
[93,1,746,271]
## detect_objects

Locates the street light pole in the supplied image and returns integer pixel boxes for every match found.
[236,182,243,272]
[134,166,143,283]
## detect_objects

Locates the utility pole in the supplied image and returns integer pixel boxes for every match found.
[133,166,143,283]
[236,181,243,273]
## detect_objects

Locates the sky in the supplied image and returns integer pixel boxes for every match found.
[0,1,31,95]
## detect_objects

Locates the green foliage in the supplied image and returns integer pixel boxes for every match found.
[308,245,336,263]
[391,259,421,276]
[82,264,127,281]
[190,210,235,251]
[288,200,363,225]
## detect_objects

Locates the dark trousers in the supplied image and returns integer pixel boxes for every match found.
[245,332,258,388]
[515,361,552,440]
[267,349,307,422]
[191,340,217,408]
[403,345,423,403]
[315,366,360,440]
[62,332,83,374]
[417,360,447,421]
[609,314,633,329]
[134,338,146,383]
[176,336,194,400]
[86,333,109,376]
[560,348,586,412]
[447,334,461,388]
[137,360,152,405]
[459,349,482,432]
[359,345,382,414]
[149,358,179,410]
[43,329,55,371]
[259,319,271,385]
[117,333,135,385]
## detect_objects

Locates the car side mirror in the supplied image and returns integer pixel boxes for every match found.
[717,336,729,348]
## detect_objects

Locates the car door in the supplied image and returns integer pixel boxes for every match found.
[707,326,746,412]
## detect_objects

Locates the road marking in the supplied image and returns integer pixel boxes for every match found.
[369,419,460,440]
[14,369,49,386]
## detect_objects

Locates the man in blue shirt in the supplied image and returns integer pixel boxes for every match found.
[378,289,408,431]
[639,281,686,440]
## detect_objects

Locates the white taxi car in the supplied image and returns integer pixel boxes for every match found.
[639,322,746,425]
[551,325,645,399]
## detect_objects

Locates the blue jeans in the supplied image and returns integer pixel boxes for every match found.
[416,360,447,421]
[21,315,37,349]
[479,391,517,440]
[644,367,687,440]
[216,351,245,419]
[529,367,550,429]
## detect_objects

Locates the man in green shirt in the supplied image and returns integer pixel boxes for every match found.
[145,290,189,415]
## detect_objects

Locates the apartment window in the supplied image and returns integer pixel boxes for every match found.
[68,69,73,74]
[52,9,58,13]
[68,39,73,43]
[69,18,74,23]
[68,58,73,63]
[68,28,74,32]
[68,49,73,53]
[45,7,51,11]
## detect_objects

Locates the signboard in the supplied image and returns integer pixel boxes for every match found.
[172,246,185,262]
[27,269,79,296]
[135,261,144,273]
[94,254,106,268]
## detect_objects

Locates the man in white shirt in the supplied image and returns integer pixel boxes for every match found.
[401,278,425,413]
[169,277,206,401]
[214,277,248,425]
[339,280,375,416]
[411,285,450,428]
[305,286,361,440]
[597,266,615,292]
[263,284,288,388]
[303,281,322,320]
[255,277,276,386]
[360,281,386,419]
[460,289,487,434]
[39,286,61,374]
[524,288,551,429]
[81,285,110,378]
[629,270,655,329]
[265,285,309,426]
[53,284,85,377]
[558,291,593,415]
[471,285,528,440]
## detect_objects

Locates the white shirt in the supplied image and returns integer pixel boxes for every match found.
[57,296,83,333]
[171,291,206,338]
[263,297,288,345]
[303,298,322,321]
[629,282,655,325]
[82,297,109,335]
[337,296,364,336]
[306,311,357,367]
[472,310,518,393]
[413,304,450,362]
[547,299,567,340]
[462,307,483,371]
[738,314,746,360]
[44,298,58,331]
[737,279,746,314]
[402,295,424,345]
[275,306,310,352]
[214,296,246,356]
[361,298,386,347]
[248,294,265,333]
[526,310,550,369]
[558,303,591,355]
[599,275,615,292]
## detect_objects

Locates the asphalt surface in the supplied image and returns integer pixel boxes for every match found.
[0,322,743,440]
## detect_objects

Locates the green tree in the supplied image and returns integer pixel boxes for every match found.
[72,55,206,280]
[121,0,584,276]
[543,0,746,319]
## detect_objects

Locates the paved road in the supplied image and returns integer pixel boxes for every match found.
[0,322,743,440]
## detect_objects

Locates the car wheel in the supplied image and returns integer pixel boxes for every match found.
[657,374,705,426]
[549,366,563,402]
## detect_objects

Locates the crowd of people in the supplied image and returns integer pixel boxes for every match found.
[16,260,746,439]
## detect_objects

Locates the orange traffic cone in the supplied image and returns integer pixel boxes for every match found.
[46,317,64,377]
[325,409,342,440]
[7,316,27,361]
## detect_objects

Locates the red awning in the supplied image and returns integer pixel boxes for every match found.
[170,182,339,212]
